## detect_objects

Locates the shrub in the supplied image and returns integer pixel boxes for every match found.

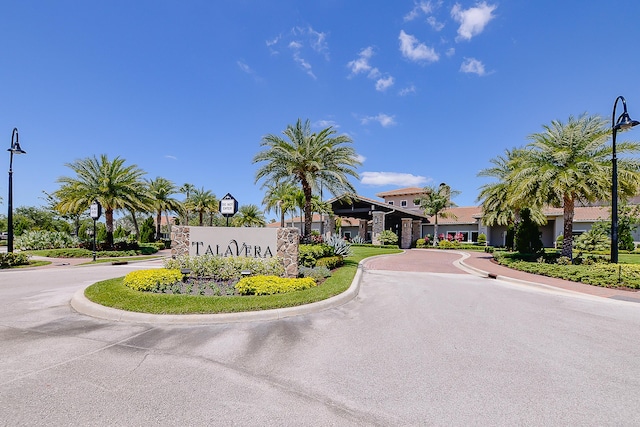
[438,240,455,249]
[555,234,564,249]
[298,265,332,281]
[164,255,285,281]
[315,255,344,270]
[325,235,352,257]
[0,252,30,268]
[15,230,79,250]
[477,233,487,245]
[415,238,427,248]
[351,235,366,244]
[123,269,183,292]
[298,244,333,267]
[378,230,398,245]
[235,275,317,296]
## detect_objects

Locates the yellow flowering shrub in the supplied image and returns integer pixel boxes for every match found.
[235,275,317,296]
[123,269,183,292]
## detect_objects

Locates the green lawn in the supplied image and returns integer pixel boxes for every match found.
[84,246,402,314]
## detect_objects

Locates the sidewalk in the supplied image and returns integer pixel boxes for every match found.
[460,250,640,303]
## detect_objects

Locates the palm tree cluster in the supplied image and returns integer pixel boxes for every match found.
[417,183,460,246]
[254,118,361,240]
[478,114,640,258]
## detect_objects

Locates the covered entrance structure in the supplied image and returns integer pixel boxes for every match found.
[327,195,429,249]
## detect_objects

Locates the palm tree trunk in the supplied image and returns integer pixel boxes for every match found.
[105,208,115,248]
[433,216,439,247]
[130,211,140,241]
[562,196,575,259]
[156,210,162,241]
[302,181,313,241]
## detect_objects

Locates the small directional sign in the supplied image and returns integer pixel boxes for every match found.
[90,200,102,220]
[219,193,238,217]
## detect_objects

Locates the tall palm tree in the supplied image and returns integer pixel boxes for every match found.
[233,204,266,227]
[510,114,640,258]
[187,187,217,226]
[179,182,196,225]
[254,118,361,241]
[418,183,460,246]
[54,154,147,247]
[262,181,298,227]
[477,148,547,233]
[147,177,183,240]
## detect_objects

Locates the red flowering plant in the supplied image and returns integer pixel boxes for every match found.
[454,232,464,242]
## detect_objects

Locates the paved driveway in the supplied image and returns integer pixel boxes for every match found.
[1,252,640,425]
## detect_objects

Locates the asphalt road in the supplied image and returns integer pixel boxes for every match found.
[1,252,640,426]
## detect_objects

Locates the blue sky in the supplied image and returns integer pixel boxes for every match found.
[2,0,640,221]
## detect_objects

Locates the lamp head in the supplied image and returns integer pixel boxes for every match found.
[8,142,26,155]
[614,112,640,131]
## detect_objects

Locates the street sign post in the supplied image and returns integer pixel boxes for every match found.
[90,200,102,261]
[219,193,238,226]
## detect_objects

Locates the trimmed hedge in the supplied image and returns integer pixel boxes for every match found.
[0,252,30,268]
[123,269,183,292]
[235,275,317,296]
[315,255,344,270]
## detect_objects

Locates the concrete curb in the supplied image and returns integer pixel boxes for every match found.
[71,261,367,324]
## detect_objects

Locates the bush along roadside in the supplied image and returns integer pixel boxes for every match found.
[0,252,30,269]
[494,252,640,288]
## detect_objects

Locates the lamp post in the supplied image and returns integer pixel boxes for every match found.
[611,96,640,263]
[7,128,27,253]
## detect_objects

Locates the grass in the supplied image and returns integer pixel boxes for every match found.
[84,246,402,314]
[79,256,163,265]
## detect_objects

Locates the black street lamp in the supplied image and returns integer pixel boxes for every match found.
[7,128,27,253]
[611,96,639,263]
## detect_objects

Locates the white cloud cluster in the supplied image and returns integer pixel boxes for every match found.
[398,30,439,63]
[347,47,395,92]
[404,0,436,22]
[361,172,428,187]
[360,113,396,127]
[266,26,330,79]
[460,57,486,75]
[451,2,497,41]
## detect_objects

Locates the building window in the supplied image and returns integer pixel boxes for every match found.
[344,232,351,240]
[388,201,394,205]
[401,200,407,207]
[471,231,479,242]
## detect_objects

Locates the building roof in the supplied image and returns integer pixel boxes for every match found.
[543,206,610,222]
[425,206,482,225]
[375,187,426,198]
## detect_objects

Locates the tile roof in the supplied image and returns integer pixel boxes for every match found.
[375,187,427,198]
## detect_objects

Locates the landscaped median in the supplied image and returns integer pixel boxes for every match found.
[493,251,640,289]
[79,246,401,319]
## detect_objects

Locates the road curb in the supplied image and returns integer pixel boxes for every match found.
[71,261,367,324]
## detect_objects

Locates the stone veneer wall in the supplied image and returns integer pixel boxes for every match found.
[170,226,299,278]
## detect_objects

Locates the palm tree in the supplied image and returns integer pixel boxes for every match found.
[262,181,298,227]
[254,119,361,241]
[54,154,147,247]
[179,182,196,225]
[477,149,546,249]
[510,114,640,258]
[418,183,460,246]
[233,204,266,227]
[187,187,217,226]
[147,177,183,240]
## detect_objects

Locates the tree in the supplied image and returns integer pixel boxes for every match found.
[179,182,196,225]
[147,177,182,240]
[254,119,361,241]
[54,154,147,247]
[187,187,217,226]
[510,114,640,258]
[232,204,266,227]
[262,181,298,227]
[418,183,460,246]
[514,208,543,254]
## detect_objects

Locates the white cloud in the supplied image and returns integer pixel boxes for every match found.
[375,76,395,92]
[313,119,339,129]
[347,46,375,76]
[451,2,497,41]
[446,47,456,57]
[361,113,396,127]
[460,57,486,75]
[399,85,417,96]
[164,155,177,160]
[404,1,436,22]
[361,172,429,187]
[355,154,367,164]
[427,16,445,31]
[267,26,330,78]
[399,30,439,63]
